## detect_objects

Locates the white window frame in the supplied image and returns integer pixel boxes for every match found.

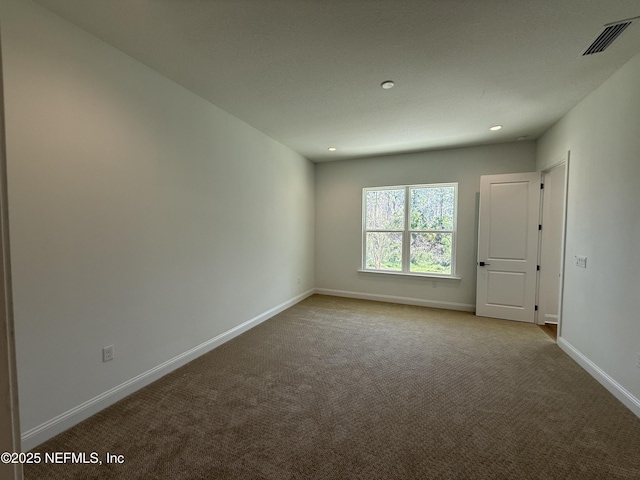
[361,182,459,279]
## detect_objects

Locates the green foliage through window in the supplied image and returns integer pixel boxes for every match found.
[366,232,402,271]
[365,189,404,230]
[363,183,457,276]
[410,187,455,230]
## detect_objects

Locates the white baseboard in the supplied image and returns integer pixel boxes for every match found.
[557,336,640,419]
[21,289,315,451]
[314,288,475,312]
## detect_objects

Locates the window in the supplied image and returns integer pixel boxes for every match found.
[362,183,457,276]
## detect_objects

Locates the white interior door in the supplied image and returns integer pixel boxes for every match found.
[476,172,541,322]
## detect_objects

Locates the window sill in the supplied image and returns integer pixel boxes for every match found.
[357,269,462,280]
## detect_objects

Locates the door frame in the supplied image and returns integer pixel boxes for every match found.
[537,154,570,336]
[475,158,569,331]
[0,27,23,480]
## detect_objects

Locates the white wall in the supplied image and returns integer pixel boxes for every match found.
[537,52,640,414]
[315,143,536,310]
[0,0,314,446]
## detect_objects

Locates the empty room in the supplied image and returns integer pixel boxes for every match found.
[1,0,640,479]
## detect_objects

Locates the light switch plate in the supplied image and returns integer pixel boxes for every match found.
[103,345,114,362]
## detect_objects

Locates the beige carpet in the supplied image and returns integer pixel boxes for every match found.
[25,295,640,479]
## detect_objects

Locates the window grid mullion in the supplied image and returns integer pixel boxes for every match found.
[403,186,410,273]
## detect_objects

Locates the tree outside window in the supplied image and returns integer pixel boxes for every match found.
[363,183,457,276]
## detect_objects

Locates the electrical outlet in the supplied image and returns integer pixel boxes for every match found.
[103,345,114,362]
[575,255,587,268]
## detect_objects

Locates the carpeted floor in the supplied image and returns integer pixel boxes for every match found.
[25,295,640,479]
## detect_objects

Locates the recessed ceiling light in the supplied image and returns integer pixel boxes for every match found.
[489,125,503,131]
[517,135,528,141]
[328,147,337,152]
[381,80,395,89]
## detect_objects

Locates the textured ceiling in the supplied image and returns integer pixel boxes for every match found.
[32,0,640,162]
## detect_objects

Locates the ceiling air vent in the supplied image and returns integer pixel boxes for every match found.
[582,17,638,55]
